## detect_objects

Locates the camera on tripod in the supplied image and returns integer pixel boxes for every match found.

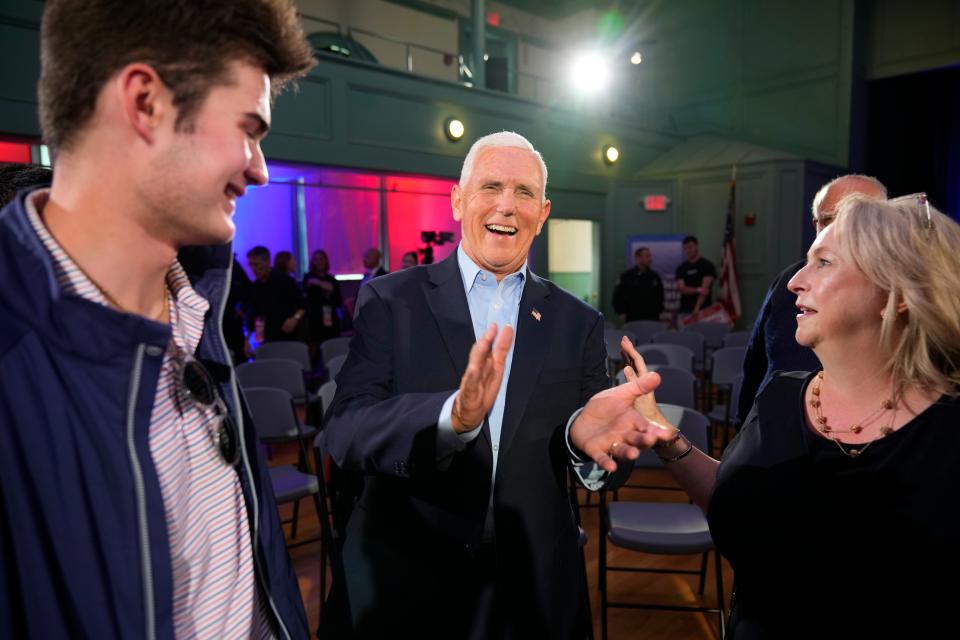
[419,230,455,264]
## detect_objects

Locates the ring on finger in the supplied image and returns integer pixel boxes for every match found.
[608,441,621,457]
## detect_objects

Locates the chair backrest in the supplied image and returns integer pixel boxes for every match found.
[622,320,669,344]
[326,354,348,381]
[635,404,710,469]
[604,328,638,359]
[682,321,730,348]
[651,366,697,409]
[318,380,337,415]
[243,387,300,440]
[722,330,751,348]
[652,330,706,364]
[711,346,746,386]
[255,341,311,372]
[236,359,307,401]
[320,337,352,366]
[637,343,695,371]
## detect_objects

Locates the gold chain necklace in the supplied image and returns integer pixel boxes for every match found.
[68,258,170,323]
[88,276,170,323]
[810,371,897,458]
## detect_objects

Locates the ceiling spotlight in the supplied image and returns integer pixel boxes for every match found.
[630,51,642,65]
[445,118,465,142]
[570,51,610,93]
[603,145,620,165]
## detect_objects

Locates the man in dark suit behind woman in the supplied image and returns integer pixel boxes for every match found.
[323,131,670,638]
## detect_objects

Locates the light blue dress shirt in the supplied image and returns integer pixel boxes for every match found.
[436,244,524,474]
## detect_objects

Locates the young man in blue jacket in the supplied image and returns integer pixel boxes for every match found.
[0,1,315,638]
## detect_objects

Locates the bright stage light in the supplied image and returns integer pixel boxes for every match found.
[569,51,610,94]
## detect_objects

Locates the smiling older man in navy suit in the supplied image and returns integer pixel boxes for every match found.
[324,131,667,639]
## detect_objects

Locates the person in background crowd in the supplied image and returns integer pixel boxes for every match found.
[303,248,342,347]
[619,192,960,638]
[401,250,419,269]
[360,247,387,285]
[274,249,298,277]
[675,235,716,316]
[612,245,663,323]
[246,244,306,345]
[0,1,315,637]
[738,174,887,423]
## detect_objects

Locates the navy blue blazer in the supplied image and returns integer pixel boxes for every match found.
[324,250,608,638]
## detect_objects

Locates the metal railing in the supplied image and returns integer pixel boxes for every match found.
[298,11,559,101]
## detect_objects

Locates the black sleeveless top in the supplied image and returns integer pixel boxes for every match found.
[708,371,960,639]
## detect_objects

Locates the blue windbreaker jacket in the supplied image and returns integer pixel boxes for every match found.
[0,189,309,639]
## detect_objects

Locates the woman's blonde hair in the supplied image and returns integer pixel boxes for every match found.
[832,194,960,396]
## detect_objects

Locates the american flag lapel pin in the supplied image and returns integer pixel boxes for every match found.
[531,308,542,322]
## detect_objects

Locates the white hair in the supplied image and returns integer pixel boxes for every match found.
[458,131,548,199]
[811,174,887,218]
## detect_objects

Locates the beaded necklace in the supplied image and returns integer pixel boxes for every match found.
[810,371,897,458]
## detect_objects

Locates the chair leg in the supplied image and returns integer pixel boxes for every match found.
[580,533,594,640]
[310,492,329,619]
[290,499,301,539]
[714,550,726,638]
[599,492,609,640]
[699,552,708,595]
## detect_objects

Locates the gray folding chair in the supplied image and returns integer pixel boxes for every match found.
[707,346,746,452]
[652,330,707,372]
[255,341,311,373]
[325,354,347,383]
[244,387,323,544]
[710,372,744,449]
[313,432,348,630]
[683,321,730,351]
[317,380,337,418]
[320,337,352,367]
[236,358,321,416]
[722,330,751,348]
[622,320,669,344]
[650,366,697,409]
[637,344,696,372]
[599,404,725,639]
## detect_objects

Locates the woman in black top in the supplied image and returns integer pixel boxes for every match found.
[618,193,960,638]
[303,249,342,346]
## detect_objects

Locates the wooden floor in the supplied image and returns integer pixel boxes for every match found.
[273,442,733,640]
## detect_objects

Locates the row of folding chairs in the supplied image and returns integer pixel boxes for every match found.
[605,326,749,373]
[239,374,342,626]
[252,337,352,383]
[612,320,750,350]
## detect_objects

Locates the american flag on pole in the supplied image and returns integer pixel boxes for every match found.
[720,167,742,321]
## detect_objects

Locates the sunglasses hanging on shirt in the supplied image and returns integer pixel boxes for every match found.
[174,352,240,467]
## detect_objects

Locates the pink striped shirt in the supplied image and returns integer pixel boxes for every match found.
[26,190,275,639]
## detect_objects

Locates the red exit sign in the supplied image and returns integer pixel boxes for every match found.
[643,195,671,211]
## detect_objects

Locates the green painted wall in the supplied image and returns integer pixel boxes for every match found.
[867,0,960,79]
[628,0,857,168]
